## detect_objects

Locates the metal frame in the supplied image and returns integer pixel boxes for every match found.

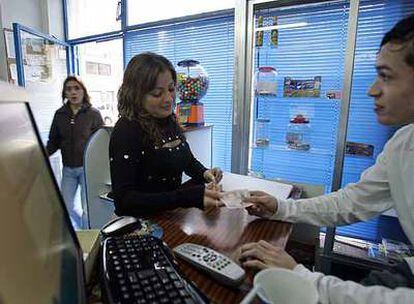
[125,9,234,33]
[121,0,127,69]
[232,0,250,174]
[321,0,360,274]
[66,30,123,45]
[12,24,24,86]
[62,0,69,41]
[13,23,71,87]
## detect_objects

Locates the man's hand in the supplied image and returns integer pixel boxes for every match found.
[238,240,298,270]
[203,188,223,208]
[244,191,278,218]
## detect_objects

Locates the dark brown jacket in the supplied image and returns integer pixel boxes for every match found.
[47,103,103,167]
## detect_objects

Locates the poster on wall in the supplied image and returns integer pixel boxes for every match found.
[3,29,17,84]
[4,29,15,58]
[256,15,264,47]
[283,76,321,97]
[23,37,53,83]
[345,141,374,157]
[270,16,278,47]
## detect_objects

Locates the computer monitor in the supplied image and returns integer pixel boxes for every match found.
[0,83,86,304]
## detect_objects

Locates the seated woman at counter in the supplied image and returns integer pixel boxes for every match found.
[109,52,222,216]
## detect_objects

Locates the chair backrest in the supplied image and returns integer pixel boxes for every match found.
[84,127,114,229]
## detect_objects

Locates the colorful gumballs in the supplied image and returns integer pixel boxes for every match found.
[176,60,209,103]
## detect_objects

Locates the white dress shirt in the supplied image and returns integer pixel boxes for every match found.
[273,123,414,304]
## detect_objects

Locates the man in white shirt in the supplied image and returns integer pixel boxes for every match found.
[239,14,414,304]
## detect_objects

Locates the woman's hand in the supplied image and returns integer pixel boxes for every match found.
[203,167,223,184]
[244,191,278,218]
[206,182,223,192]
[238,240,298,270]
[203,189,223,208]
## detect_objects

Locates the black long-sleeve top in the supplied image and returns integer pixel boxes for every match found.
[109,116,207,216]
[47,103,103,167]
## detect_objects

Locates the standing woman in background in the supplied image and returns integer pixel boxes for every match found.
[47,76,104,229]
[109,52,222,217]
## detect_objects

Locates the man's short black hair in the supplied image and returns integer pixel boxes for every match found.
[381,14,414,67]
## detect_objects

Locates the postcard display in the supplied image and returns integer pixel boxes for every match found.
[21,31,68,142]
[249,4,349,191]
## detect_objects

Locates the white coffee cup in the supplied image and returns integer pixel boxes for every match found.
[250,268,318,304]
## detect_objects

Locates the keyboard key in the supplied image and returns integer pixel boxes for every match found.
[173,281,184,288]
[138,269,155,279]
[143,286,152,293]
[165,283,174,290]
[179,289,188,297]
[146,292,156,300]
[127,272,137,283]
[184,298,196,304]
[156,289,166,297]
[131,284,140,290]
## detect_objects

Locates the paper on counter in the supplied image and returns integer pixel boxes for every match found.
[221,189,253,209]
[220,172,293,200]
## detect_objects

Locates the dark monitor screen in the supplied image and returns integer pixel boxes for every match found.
[0,100,85,303]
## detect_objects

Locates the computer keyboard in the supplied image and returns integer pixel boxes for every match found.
[102,235,208,304]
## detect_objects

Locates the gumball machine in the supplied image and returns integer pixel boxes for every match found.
[175,59,209,126]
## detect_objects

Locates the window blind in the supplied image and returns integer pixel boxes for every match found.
[336,0,414,241]
[124,14,234,171]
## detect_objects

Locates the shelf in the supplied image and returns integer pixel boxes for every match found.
[251,144,334,156]
[255,95,341,103]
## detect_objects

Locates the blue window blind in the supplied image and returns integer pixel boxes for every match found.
[335,0,414,242]
[251,2,349,190]
[124,14,234,171]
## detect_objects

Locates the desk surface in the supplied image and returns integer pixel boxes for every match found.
[150,207,292,303]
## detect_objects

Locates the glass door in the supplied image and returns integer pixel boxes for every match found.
[247,0,350,192]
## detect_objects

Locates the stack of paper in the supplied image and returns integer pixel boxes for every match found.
[221,172,293,200]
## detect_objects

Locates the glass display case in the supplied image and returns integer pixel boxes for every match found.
[286,114,310,151]
[248,1,350,191]
[255,66,278,96]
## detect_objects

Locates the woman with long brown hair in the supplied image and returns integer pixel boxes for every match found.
[109,52,222,216]
[47,76,103,229]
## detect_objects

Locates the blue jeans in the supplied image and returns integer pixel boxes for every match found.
[61,166,88,229]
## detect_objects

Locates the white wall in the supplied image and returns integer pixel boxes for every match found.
[48,0,64,38]
[0,0,64,81]
[1,0,44,31]
[0,3,7,81]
